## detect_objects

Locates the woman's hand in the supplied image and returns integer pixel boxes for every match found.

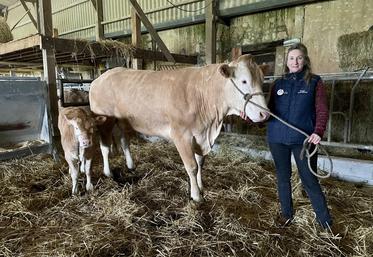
[308,133,321,144]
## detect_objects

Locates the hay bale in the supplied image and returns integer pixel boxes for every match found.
[0,17,13,43]
[337,30,373,71]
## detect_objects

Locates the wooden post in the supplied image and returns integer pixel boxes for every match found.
[131,7,142,69]
[39,0,59,156]
[33,0,40,33]
[91,0,104,41]
[206,0,217,64]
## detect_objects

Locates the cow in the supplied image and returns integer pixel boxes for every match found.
[58,106,106,194]
[89,54,269,202]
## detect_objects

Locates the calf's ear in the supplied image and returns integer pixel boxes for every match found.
[64,113,75,122]
[95,116,107,125]
[219,64,233,78]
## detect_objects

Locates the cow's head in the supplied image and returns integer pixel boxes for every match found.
[219,54,269,122]
[64,108,107,148]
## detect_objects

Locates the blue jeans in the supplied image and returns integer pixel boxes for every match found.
[269,143,332,227]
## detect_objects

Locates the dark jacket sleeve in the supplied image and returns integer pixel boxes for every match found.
[314,79,329,137]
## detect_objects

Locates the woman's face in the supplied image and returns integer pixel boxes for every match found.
[287,49,305,73]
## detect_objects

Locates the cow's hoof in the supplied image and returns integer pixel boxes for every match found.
[86,183,94,192]
[127,167,136,173]
[103,169,113,178]
[189,197,205,209]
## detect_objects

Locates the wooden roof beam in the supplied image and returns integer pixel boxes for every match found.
[20,0,38,30]
[128,0,175,63]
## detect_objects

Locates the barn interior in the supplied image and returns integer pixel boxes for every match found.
[0,1,372,257]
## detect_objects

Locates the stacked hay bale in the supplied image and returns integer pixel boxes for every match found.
[337,30,373,71]
[0,17,13,43]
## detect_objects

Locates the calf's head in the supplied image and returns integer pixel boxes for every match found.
[219,54,269,122]
[64,108,106,148]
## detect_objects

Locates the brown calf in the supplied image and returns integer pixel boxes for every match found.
[58,106,106,194]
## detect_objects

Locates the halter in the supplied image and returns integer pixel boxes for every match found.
[229,78,265,113]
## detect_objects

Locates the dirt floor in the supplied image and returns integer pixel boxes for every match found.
[0,138,372,257]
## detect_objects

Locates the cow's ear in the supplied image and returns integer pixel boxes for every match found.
[95,116,107,125]
[219,64,233,78]
[259,64,270,76]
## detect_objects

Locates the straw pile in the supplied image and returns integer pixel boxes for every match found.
[0,17,13,43]
[0,138,372,257]
[337,30,373,71]
[70,39,135,64]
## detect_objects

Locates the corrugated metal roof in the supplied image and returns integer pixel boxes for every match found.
[0,0,18,7]
[6,0,310,40]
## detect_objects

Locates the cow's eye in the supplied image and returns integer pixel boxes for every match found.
[242,80,247,84]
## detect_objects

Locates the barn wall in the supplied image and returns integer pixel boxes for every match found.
[303,0,373,73]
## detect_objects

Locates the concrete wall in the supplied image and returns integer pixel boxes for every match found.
[303,0,373,73]
[223,0,373,74]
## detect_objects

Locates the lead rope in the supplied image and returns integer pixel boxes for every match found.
[230,79,332,178]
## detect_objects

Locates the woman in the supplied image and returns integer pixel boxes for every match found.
[266,43,332,229]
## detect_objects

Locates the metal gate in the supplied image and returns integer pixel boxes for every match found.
[0,77,51,160]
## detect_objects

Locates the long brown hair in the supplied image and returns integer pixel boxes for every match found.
[285,43,312,84]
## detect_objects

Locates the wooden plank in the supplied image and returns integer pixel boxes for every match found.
[90,0,104,41]
[0,35,40,55]
[0,60,41,67]
[132,49,197,64]
[129,0,175,63]
[20,0,38,30]
[205,0,217,64]
[39,0,59,151]
[41,36,197,64]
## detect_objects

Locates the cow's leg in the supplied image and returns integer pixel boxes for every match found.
[173,135,202,202]
[98,118,116,177]
[84,158,94,192]
[66,157,79,195]
[194,154,205,193]
[117,121,135,170]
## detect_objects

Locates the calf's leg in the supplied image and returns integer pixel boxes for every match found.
[66,157,79,195]
[84,158,94,191]
[98,118,116,177]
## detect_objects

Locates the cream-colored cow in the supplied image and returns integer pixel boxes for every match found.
[90,54,269,202]
[58,107,106,194]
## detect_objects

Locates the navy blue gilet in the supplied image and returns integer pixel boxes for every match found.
[267,70,321,144]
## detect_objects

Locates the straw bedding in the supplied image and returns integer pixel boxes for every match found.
[0,138,372,257]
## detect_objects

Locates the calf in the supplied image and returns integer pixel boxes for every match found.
[58,106,106,194]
